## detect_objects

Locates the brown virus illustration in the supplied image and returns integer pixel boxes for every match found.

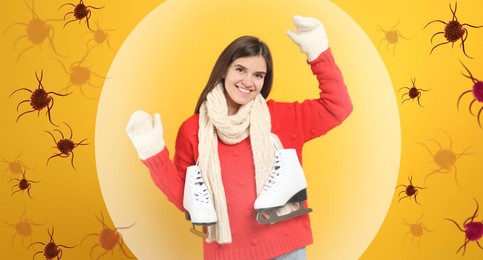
[28,228,75,260]
[424,1,483,58]
[9,169,39,199]
[396,175,427,205]
[59,0,104,31]
[45,122,88,171]
[10,70,72,127]
[398,78,429,107]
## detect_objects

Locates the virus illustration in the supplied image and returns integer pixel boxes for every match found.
[59,0,104,31]
[378,19,410,56]
[1,150,31,181]
[28,228,75,260]
[9,169,39,199]
[2,206,45,250]
[396,176,427,205]
[398,78,429,107]
[445,198,483,255]
[457,62,483,128]
[418,129,472,186]
[54,48,107,100]
[10,70,72,127]
[402,213,434,249]
[423,1,483,58]
[45,122,88,171]
[80,212,136,259]
[2,0,63,62]
[83,18,116,51]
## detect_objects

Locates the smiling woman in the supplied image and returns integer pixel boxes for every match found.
[95,0,400,259]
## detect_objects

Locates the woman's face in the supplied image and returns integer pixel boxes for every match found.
[224,55,266,115]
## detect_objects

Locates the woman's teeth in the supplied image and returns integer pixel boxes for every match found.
[238,87,250,93]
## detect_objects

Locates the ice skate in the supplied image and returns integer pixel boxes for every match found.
[254,141,312,224]
[183,165,217,238]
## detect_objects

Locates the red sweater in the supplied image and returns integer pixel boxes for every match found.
[142,49,353,260]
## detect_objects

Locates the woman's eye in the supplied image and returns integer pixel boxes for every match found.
[255,73,265,79]
[236,67,244,73]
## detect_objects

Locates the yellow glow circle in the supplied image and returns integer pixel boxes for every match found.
[95,0,400,259]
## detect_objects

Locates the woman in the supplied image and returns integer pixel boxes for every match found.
[126,15,352,260]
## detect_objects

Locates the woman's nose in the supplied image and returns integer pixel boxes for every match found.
[241,75,253,86]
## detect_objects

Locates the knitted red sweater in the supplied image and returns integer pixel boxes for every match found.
[142,49,353,260]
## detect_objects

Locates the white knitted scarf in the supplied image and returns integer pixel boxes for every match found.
[198,83,276,244]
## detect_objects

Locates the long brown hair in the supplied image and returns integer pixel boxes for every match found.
[194,36,273,113]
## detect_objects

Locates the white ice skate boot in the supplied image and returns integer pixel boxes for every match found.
[183,165,217,238]
[254,137,312,224]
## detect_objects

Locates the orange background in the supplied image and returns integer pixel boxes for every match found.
[1,0,482,259]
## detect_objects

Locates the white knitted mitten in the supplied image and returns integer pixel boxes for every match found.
[126,110,165,160]
[286,15,329,62]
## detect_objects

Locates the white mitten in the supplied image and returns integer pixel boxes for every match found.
[126,110,165,160]
[286,15,329,62]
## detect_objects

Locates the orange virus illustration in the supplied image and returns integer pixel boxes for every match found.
[377,19,409,56]
[80,212,136,259]
[418,129,472,186]
[55,48,107,100]
[423,1,483,58]
[9,169,39,199]
[9,70,72,127]
[28,227,75,260]
[396,175,427,205]
[457,62,483,128]
[83,18,116,51]
[2,207,45,250]
[402,213,434,249]
[59,0,105,31]
[445,199,483,255]
[2,0,63,62]
[398,78,429,107]
[1,150,30,181]
[45,122,88,171]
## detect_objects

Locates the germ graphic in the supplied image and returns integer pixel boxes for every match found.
[9,169,39,199]
[55,48,107,100]
[423,1,483,58]
[80,212,136,259]
[378,19,409,56]
[45,122,88,171]
[2,0,63,62]
[28,228,75,260]
[396,176,427,205]
[445,199,483,255]
[418,129,472,186]
[1,150,30,181]
[84,18,116,50]
[59,0,104,31]
[398,78,429,107]
[10,70,71,127]
[402,213,434,249]
[2,206,45,250]
[457,62,483,128]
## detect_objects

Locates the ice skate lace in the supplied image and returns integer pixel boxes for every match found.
[263,153,284,193]
[192,173,211,205]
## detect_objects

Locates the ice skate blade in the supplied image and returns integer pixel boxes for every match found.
[256,202,313,225]
[190,224,208,238]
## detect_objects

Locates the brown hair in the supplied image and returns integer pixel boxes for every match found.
[194,36,273,113]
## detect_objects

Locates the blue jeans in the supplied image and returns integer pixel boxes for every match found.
[272,247,306,260]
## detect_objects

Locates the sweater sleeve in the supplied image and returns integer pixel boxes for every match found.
[268,48,353,144]
[141,117,198,212]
